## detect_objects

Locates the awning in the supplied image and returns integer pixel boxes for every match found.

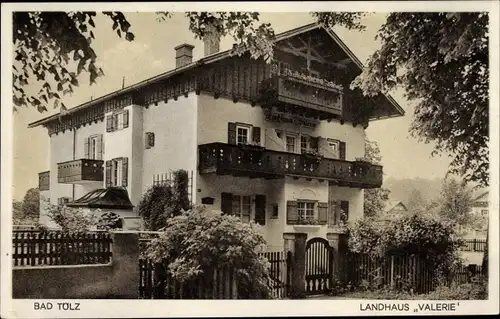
[66,187,134,209]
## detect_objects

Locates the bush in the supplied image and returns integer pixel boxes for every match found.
[348,213,464,275]
[145,206,273,299]
[136,183,174,231]
[45,200,99,233]
[425,281,488,300]
[97,211,123,230]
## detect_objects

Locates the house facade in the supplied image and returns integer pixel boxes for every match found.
[30,23,404,250]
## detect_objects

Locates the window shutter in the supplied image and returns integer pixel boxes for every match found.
[252,126,261,145]
[145,133,151,149]
[318,202,328,224]
[328,200,338,227]
[96,134,103,160]
[340,200,349,222]
[105,160,112,187]
[255,194,266,225]
[84,137,89,159]
[339,141,346,160]
[221,192,233,215]
[149,132,155,148]
[310,136,319,151]
[286,200,298,225]
[121,157,128,187]
[228,122,237,145]
[106,115,114,132]
[123,110,129,128]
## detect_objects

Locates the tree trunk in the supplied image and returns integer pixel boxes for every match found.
[481,224,488,278]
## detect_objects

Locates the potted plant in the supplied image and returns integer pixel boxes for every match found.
[238,141,265,152]
[293,216,323,232]
[301,149,324,162]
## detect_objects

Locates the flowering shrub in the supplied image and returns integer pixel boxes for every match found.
[145,206,273,299]
[45,200,99,233]
[348,213,464,275]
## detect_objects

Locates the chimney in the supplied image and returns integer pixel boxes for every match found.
[203,25,220,56]
[174,43,195,68]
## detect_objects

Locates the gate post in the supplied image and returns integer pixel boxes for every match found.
[283,232,307,299]
[327,232,349,288]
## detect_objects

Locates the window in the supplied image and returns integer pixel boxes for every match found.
[145,132,155,149]
[88,135,99,159]
[232,195,251,223]
[236,126,249,145]
[297,201,315,220]
[106,110,129,132]
[328,139,340,159]
[286,135,296,153]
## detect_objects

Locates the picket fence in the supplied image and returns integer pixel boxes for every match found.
[461,239,487,252]
[12,230,112,266]
[345,253,483,294]
[139,259,238,299]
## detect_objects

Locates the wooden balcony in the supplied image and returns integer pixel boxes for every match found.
[57,159,104,184]
[198,143,383,188]
[261,68,343,117]
[38,171,50,191]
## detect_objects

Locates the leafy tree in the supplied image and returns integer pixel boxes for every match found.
[363,138,391,217]
[21,188,40,217]
[44,199,99,233]
[406,188,428,214]
[351,13,489,187]
[432,178,474,228]
[146,206,272,298]
[12,200,24,218]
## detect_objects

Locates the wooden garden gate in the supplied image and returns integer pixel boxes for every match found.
[305,237,334,295]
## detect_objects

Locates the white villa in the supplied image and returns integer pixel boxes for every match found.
[30,23,404,251]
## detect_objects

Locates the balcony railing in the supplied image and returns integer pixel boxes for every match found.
[38,171,50,191]
[57,159,104,184]
[198,143,383,188]
[262,67,344,116]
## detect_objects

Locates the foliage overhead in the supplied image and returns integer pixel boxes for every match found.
[145,206,272,299]
[351,12,489,187]
[363,138,391,218]
[14,12,489,186]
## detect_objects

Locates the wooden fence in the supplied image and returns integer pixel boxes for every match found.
[12,230,112,266]
[139,259,237,299]
[259,251,292,299]
[345,253,483,294]
[461,239,487,252]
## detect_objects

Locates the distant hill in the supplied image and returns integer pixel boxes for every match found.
[383,177,443,206]
[383,177,489,206]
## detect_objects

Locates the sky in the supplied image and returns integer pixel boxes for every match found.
[12,12,452,200]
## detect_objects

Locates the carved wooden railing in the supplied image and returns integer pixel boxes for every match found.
[198,143,382,188]
[57,159,104,184]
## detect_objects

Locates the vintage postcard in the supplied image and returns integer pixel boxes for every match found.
[1,1,499,318]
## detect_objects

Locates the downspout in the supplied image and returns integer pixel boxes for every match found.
[72,128,76,200]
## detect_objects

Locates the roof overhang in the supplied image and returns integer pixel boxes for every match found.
[28,22,404,128]
[66,187,134,210]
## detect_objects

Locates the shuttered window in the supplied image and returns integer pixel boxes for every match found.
[221,192,233,215]
[318,202,328,225]
[85,134,103,160]
[145,132,155,149]
[228,122,261,146]
[340,200,349,222]
[106,157,128,187]
[106,110,129,132]
[287,200,298,224]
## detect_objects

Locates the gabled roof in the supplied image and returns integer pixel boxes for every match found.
[28,22,404,128]
[384,200,408,213]
[66,187,134,209]
[473,191,489,203]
